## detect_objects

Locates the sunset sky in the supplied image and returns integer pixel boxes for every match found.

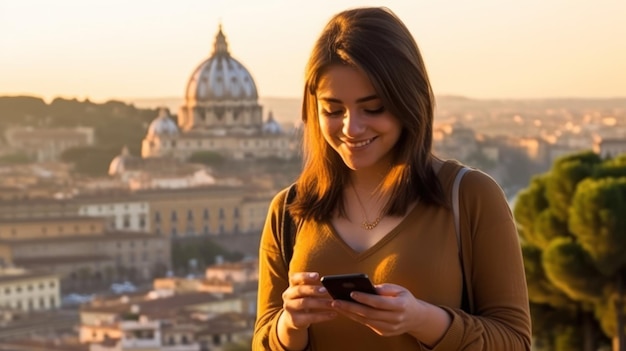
[1,0,625,103]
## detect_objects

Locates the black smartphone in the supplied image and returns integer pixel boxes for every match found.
[320,273,378,302]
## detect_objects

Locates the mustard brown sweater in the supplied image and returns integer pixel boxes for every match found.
[253,161,531,350]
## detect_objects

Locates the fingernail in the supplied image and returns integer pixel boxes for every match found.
[308,272,318,278]
[318,287,327,293]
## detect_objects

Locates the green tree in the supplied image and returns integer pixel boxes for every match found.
[61,145,119,176]
[171,237,244,273]
[514,150,626,350]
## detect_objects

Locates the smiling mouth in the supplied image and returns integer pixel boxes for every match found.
[344,137,376,148]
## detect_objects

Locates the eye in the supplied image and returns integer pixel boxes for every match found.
[321,109,344,117]
[364,106,385,115]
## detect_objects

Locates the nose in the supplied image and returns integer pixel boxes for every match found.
[342,109,366,137]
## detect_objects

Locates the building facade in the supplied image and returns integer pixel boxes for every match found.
[0,217,170,290]
[0,267,61,312]
[4,126,94,162]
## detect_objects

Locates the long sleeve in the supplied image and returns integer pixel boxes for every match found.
[252,188,292,351]
[429,168,532,350]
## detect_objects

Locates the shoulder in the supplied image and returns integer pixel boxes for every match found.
[268,183,297,214]
[438,159,504,195]
[458,167,513,225]
[460,167,506,199]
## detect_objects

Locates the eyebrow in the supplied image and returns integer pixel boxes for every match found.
[318,94,379,104]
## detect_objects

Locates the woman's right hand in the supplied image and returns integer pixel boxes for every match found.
[280,272,337,330]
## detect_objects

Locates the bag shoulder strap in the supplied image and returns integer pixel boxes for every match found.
[452,166,471,252]
[280,183,297,268]
[452,166,472,312]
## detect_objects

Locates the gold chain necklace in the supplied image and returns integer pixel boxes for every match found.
[350,182,382,230]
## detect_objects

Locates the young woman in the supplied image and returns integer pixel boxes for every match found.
[253,6,531,351]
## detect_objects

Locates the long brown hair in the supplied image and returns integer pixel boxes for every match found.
[291,6,445,222]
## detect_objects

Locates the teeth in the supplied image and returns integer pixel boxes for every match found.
[345,138,373,148]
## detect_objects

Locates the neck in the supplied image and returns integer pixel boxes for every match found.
[349,170,386,194]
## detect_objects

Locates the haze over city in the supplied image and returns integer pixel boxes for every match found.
[1,0,625,103]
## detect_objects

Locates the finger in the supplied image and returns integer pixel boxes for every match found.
[289,272,320,285]
[283,285,332,302]
[349,291,387,309]
[286,309,338,329]
[285,294,334,313]
[374,283,405,296]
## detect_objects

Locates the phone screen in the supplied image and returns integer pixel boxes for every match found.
[320,273,377,302]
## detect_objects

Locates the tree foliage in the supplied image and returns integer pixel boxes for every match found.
[171,237,244,274]
[514,150,626,349]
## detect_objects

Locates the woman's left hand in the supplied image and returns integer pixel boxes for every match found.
[330,283,423,337]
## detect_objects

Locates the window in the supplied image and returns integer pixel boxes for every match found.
[171,211,178,222]
[139,215,146,228]
[203,225,209,235]
[187,210,193,221]
[123,215,131,228]
[219,208,225,219]
[233,207,239,218]
[203,209,209,220]
[155,212,161,223]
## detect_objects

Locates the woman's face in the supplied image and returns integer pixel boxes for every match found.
[316,65,402,172]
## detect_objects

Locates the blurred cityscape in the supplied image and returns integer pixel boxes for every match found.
[0,27,625,351]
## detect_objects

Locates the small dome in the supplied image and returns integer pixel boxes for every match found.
[109,146,132,176]
[147,108,178,138]
[262,111,282,134]
[185,25,258,103]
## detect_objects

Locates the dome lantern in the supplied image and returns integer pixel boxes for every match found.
[213,24,229,56]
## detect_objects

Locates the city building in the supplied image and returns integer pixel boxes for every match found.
[595,137,626,158]
[139,186,271,238]
[140,26,297,161]
[0,217,170,291]
[80,291,254,350]
[4,126,94,162]
[0,266,61,311]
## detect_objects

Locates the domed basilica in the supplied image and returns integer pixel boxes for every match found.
[141,26,296,161]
